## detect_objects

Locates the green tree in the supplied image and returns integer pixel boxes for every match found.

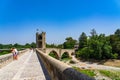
[49,52,59,59]
[89,34,113,60]
[61,52,69,59]
[25,43,31,48]
[63,37,77,49]
[90,29,97,37]
[46,43,58,48]
[109,29,120,58]
[79,32,87,49]
[57,44,63,48]
[30,42,36,48]
[115,29,120,36]
[78,47,90,59]
[77,29,113,60]
[13,43,22,48]
[0,44,3,49]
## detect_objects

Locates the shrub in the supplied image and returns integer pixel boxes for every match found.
[49,52,57,58]
[0,51,10,55]
[69,60,76,64]
[112,53,118,59]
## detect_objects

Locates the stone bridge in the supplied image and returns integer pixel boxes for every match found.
[46,48,74,59]
[36,32,75,59]
[0,32,95,80]
[0,49,94,80]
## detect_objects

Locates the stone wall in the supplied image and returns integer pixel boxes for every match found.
[36,49,95,80]
[0,49,28,68]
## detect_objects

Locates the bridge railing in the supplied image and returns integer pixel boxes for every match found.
[36,49,95,80]
[0,49,28,68]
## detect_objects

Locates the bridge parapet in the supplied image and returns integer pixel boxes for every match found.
[36,49,95,80]
[0,49,28,68]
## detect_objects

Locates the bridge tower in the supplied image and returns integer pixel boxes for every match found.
[36,31,46,50]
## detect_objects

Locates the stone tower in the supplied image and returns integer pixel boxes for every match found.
[36,31,46,50]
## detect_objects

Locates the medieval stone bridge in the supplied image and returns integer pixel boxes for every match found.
[36,32,75,59]
[46,48,74,59]
[0,32,95,80]
[0,49,94,80]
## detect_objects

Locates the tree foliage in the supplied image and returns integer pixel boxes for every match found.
[109,29,120,58]
[79,32,87,49]
[61,52,69,59]
[77,29,117,60]
[46,43,63,48]
[115,29,120,36]
[63,37,77,49]
[49,52,59,59]
[0,42,36,49]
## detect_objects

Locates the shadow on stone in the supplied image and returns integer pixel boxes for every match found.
[36,53,51,80]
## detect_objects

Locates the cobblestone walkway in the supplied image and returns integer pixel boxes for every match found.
[0,50,50,80]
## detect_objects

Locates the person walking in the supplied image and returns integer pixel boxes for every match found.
[14,48,18,60]
[11,48,18,60]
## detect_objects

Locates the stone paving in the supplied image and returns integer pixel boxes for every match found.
[0,50,50,80]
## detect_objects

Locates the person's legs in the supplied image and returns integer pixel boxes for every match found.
[15,55,18,60]
[13,54,15,60]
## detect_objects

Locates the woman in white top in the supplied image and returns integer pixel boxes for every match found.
[11,48,18,60]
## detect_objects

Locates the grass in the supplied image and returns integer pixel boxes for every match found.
[72,66,96,77]
[72,66,120,79]
[61,58,71,61]
[61,58,71,63]
[98,70,120,80]
[49,52,58,59]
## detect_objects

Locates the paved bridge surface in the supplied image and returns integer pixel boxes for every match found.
[0,50,50,80]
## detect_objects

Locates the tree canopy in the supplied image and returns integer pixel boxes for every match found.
[0,42,36,49]
[63,37,77,49]
[77,29,120,60]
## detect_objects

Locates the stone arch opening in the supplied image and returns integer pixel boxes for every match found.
[61,52,70,59]
[71,52,75,55]
[49,50,59,59]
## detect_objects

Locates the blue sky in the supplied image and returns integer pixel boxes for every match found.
[0,0,120,44]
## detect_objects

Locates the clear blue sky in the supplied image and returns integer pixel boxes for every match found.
[0,0,120,44]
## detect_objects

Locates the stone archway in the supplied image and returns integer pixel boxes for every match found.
[49,50,60,59]
[71,52,75,55]
[61,52,70,59]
